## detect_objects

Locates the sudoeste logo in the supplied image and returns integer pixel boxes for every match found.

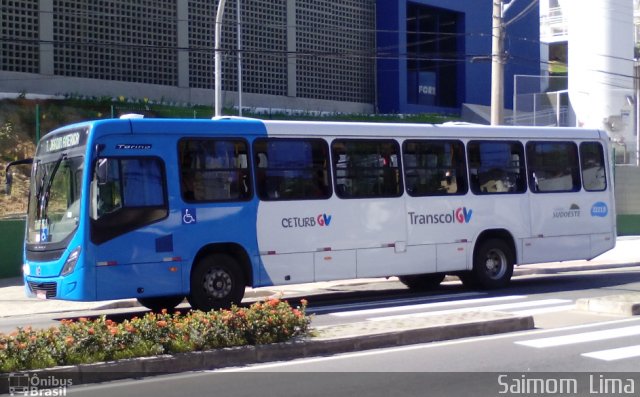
[591,202,608,217]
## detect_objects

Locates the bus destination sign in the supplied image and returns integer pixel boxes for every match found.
[39,129,86,155]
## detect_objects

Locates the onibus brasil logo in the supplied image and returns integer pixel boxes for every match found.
[8,373,72,396]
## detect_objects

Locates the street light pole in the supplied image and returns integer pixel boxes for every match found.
[214,0,227,118]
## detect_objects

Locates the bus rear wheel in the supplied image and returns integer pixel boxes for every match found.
[460,238,514,289]
[188,253,245,312]
[137,295,185,312]
[398,273,445,290]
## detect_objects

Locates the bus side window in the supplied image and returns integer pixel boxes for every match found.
[467,141,525,195]
[580,141,606,191]
[526,141,581,193]
[332,139,402,199]
[403,140,467,196]
[253,138,331,201]
[90,157,168,244]
[178,138,252,202]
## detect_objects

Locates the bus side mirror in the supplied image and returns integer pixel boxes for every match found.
[4,158,33,195]
[96,158,108,185]
[4,171,12,195]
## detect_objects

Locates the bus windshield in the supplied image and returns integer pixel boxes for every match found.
[27,156,84,245]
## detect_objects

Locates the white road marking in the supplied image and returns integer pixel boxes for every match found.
[323,292,485,316]
[214,319,640,372]
[368,299,571,321]
[582,345,640,361]
[515,325,640,348]
[510,304,576,316]
[329,294,524,317]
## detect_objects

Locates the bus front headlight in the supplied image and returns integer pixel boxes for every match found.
[23,263,30,276]
[61,247,81,276]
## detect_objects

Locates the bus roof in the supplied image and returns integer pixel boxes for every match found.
[45,117,609,143]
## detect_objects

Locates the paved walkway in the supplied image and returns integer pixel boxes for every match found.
[0,236,638,318]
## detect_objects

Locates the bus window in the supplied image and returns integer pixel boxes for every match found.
[526,141,581,193]
[403,140,467,196]
[253,138,331,201]
[332,139,402,199]
[467,141,526,195]
[90,157,168,244]
[178,138,251,202]
[580,141,607,192]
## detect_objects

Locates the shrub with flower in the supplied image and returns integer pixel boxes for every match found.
[0,299,310,373]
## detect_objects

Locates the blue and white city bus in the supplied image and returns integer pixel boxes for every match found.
[7,117,616,311]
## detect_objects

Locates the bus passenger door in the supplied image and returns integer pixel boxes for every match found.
[89,152,183,300]
[523,141,596,263]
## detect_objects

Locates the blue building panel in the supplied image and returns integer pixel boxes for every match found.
[376,0,539,116]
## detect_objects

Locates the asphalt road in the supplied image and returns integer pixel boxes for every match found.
[3,264,640,334]
[49,265,640,397]
[64,317,640,396]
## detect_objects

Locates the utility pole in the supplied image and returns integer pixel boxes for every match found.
[491,0,504,125]
[237,0,243,117]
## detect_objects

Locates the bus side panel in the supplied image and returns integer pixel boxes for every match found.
[525,190,614,264]
[256,197,409,284]
[314,250,357,282]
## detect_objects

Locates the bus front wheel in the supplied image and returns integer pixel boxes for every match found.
[460,238,514,289]
[137,295,185,312]
[188,253,245,311]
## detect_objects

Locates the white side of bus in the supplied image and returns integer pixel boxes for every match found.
[254,121,616,287]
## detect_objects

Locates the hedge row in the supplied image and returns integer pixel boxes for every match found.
[0,299,310,373]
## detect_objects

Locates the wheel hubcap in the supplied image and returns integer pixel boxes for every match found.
[485,249,507,279]
[203,268,232,299]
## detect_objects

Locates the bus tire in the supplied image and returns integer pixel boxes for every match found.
[462,238,514,289]
[137,295,185,312]
[188,253,245,311]
[398,273,445,290]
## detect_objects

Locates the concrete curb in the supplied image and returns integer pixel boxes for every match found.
[576,293,640,316]
[0,313,533,392]
[513,262,640,276]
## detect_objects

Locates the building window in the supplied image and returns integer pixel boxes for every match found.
[406,4,462,108]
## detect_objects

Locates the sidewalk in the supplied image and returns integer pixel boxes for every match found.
[0,236,639,318]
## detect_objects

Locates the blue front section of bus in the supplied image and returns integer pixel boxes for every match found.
[24,118,272,302]
[85,118,270,300]
[24,241,96,301]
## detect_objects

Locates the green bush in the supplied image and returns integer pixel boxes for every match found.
[0,299,310,373]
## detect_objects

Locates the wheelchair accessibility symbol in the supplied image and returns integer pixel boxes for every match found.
[182,208,197,225]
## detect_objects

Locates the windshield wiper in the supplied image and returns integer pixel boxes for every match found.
[39,153,66,223]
